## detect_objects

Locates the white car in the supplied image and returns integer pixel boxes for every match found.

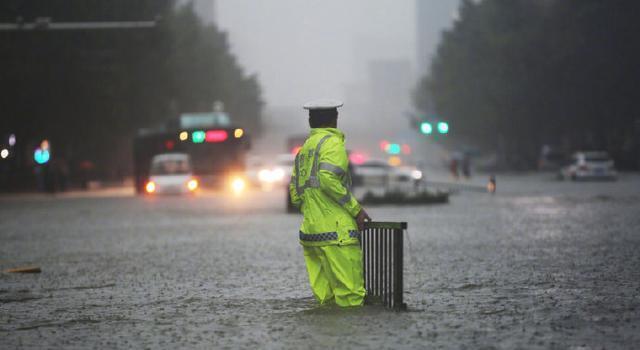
[245,154,293,189]
[273,154,295,186]
[145,153,199,194]
[353,160,390,187]
[560,151,617,181]
[387,166,423,192]
[245,156,267,187]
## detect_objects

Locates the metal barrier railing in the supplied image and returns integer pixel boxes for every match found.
[361,221,407,310]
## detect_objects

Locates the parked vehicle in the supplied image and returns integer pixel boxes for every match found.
[559,151,617,181]
[387,166,423,193]
[353,160,390,187]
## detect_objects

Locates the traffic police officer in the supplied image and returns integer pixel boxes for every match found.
[290,99,371,307]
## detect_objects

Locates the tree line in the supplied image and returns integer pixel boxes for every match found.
[415,0,640,169]
[0,0,262,187]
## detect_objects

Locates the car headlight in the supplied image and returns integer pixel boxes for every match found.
[272,168,285,181]
[258,169,273,183]
[145,181,156,193]
[187,179,198,191]
[411,170,423,180]
[230,176,246,195]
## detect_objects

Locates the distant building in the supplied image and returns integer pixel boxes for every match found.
[416,0,460,75]
[367,59,413,141]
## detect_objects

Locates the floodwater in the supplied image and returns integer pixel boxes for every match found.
[1,174,639,349]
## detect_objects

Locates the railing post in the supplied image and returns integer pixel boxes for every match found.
[393,226,405,310]
[362,222,407,310]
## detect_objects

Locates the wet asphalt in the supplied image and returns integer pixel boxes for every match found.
[1,173,639,349]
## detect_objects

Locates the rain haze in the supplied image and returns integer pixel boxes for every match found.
[3,1,640,349]
[214,0,457,156]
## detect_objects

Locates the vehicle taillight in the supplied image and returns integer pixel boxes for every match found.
[349,152,367,165]
[205,130,228,143]
[145,181,156,193]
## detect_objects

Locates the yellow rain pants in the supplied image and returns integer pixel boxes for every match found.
[303,244,366,307]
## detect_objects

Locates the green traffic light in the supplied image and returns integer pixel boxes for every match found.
[387,143,401,154]
[437,122,449,134]
[420,122,433,135]
[192,130,206,143]
[34,148,50,164]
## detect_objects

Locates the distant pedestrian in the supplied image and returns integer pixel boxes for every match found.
[487,175,496,193]
[462,153,471,179]
[449,156,459,180]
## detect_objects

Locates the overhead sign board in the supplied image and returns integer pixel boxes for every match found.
[180,112,230,129]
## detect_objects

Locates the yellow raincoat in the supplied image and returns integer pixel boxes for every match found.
[290,128,366,306]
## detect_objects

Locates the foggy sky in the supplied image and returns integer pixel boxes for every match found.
[215,0,416,108]
[211,0,457,160]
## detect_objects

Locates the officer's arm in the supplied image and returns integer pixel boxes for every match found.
[289,180,302,208]
[318,139,361,217]
[289,154,302,208]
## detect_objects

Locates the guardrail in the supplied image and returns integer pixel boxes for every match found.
[361,221,407,310]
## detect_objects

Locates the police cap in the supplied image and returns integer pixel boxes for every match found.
[303,99,344,110]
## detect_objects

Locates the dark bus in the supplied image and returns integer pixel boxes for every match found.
[133,112,250,194]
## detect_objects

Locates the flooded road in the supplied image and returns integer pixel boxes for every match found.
[1,173,640,349]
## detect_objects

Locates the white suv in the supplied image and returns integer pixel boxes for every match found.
[560,151,617,181]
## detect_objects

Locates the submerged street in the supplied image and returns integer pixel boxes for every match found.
[1,174,639,349]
